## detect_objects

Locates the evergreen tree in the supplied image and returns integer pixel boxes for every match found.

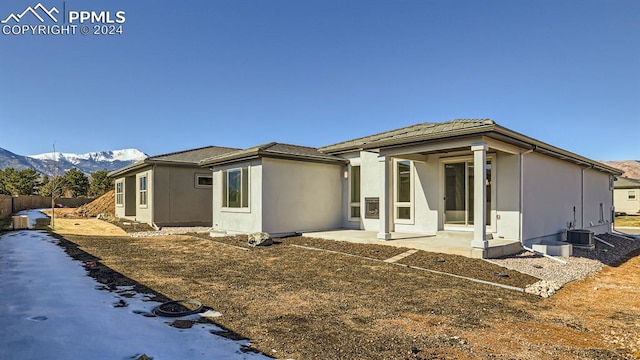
[89,169,113,197]
[63,168,90,197]
[0,168,40,195]
[0,169,8,195]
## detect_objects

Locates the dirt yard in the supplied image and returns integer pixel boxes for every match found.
[46,221,639,360]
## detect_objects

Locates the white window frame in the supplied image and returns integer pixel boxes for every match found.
[629,190,637,200]
[115,180,124,207]
[222,166,250,212]
[139,175,148,208]
[195,173,213,188]
[348,164,361,221]
[394,159,414,224]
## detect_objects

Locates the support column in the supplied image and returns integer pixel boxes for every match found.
[471,144,488,249]
[377,156,392,240]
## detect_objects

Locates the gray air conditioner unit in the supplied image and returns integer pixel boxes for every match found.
[566,229,594,249]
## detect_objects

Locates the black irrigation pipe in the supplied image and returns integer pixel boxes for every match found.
[153,299,204,317]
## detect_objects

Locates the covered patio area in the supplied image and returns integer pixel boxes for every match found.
[302,230,521,258]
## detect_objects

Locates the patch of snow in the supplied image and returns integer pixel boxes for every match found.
[15,209,49,228]
[0,231,268,360]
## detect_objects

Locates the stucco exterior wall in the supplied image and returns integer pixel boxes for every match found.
[342,151,441,235]
[153,166,213,227]
[614,188,640,214]
[261,158,343,234]
[394,155,438,234]
[114,174,141,219]
[582,168,614,234]
[347,151,382,231]
[493,152,521,240]
[211,160,263,234]
[522,152,612,243]
[124,176,136,217]
[134,170,153,225]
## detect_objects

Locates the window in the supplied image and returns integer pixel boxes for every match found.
[630,191,637,200]
[196,174,213,188]
[395,160,412,220]
[139,175,148,207]
[222,167,249,208]
[349,165,361,219]
[115,181,123,206]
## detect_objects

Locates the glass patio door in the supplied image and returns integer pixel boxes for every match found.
[444,161,491,226]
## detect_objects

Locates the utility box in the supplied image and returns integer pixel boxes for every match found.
[12,215,29,230]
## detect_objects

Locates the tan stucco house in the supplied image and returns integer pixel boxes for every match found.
[614,176,640,215]
[201,119,622,258]
[109,146,238,227]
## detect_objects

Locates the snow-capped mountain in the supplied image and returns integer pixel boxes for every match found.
[29,149,147,164]
[0,147,147,176]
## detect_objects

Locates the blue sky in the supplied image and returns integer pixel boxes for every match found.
[1,0,638,160]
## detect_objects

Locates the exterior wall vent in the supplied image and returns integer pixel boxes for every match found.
[364,197,379,219]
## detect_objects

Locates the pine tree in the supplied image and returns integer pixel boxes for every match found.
[89,169,113,197]
[63,168,90,197]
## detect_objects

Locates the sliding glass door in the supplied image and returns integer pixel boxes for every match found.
[444,160,491,227]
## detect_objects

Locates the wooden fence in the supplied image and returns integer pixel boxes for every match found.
[0,195,94,218]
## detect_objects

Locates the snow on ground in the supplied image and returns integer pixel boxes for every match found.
[0,230,269,360]
[15,209,49,228]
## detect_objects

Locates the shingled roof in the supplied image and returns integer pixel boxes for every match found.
[615,176,640,189]
[150,146,240,163]
[199,142,347,166]
[109,146,240,177]
[319,119,621,176]
[320,119,494,153]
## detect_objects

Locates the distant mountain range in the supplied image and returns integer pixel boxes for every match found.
[1,145,637,181]
[604,160,640,180]
[0,147,147,176]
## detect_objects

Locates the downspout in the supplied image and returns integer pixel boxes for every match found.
[610,175,616,233]
[580,165,594,230]
[151,164,158,230]
[519,146,535,244]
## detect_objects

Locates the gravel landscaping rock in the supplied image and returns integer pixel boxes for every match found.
[489,233,640,290]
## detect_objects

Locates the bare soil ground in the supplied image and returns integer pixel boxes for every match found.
[47,221,639,360]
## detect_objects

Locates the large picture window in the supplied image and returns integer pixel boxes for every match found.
[222,167,249,208]
[139,175,147,207]
[349,165,361,219]
[395,160,412,220]
[115,181,123,206]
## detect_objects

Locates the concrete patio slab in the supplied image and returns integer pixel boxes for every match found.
[302,230,521,258]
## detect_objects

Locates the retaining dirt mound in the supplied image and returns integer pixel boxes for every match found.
[76,190,115,218]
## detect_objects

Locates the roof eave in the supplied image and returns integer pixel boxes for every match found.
[108,159,202,177]
[328,123,621,176]
[202,151,348,168]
